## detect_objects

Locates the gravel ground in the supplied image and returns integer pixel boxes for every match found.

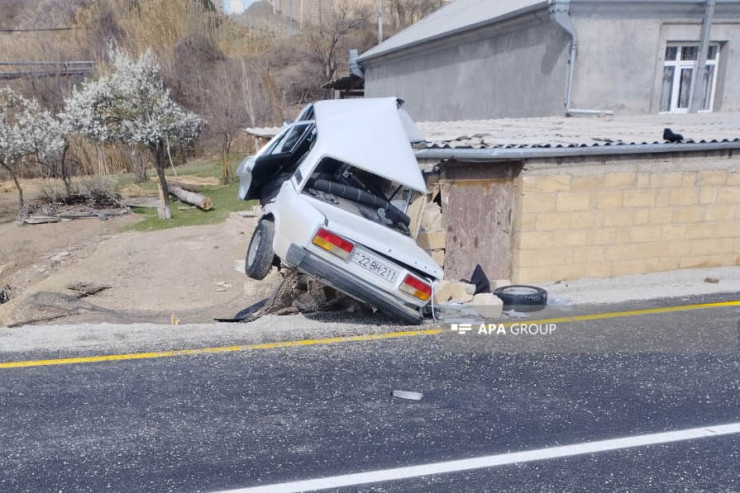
[543,266,740,305]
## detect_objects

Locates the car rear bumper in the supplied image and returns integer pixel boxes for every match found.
[285,244,424,325]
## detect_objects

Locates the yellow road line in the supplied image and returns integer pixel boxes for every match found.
[493,300,740,328]
[0,329,442,369]
[1,300,738,370]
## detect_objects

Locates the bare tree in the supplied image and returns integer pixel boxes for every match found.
[304,3,370,83]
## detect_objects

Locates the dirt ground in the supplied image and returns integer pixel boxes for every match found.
[0,181,278,327]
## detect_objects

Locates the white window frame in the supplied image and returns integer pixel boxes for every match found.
[660,42,720,114]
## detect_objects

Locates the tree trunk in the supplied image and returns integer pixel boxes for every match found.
[169,185,213,210]
[60,142,71,196]
[1,162,23,210]
[132,145,148,184]
[220,132,234,185]
[152,143,171,220]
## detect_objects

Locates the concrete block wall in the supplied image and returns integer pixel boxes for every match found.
[512,154,740,283]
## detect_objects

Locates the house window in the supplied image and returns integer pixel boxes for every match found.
[660,43,720,113]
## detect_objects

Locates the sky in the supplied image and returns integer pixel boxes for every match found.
[222,0,257,15]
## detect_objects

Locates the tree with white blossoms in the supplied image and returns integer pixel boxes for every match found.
[0,88,64,211]
[64,48,202,219]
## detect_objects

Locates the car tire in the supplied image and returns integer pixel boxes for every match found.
[493,285,548,312]
[246,220,275,280]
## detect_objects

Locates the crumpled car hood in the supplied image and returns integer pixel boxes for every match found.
[311,98,427,193]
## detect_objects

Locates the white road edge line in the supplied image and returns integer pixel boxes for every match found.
[219,422,740,493]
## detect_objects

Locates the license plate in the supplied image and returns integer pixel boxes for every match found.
[352,249,398,283]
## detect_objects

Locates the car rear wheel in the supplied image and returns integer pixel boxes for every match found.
[246,220,275,280]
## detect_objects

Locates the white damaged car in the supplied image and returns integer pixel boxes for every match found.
[236,97,443,324]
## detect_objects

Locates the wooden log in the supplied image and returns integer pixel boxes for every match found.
[23,215,60,225]
[166,180,201,193]
[168,185,213,211]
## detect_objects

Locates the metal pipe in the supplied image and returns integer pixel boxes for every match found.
[689,0,716,113]
[415,140,740,162]
[549,0,614,117]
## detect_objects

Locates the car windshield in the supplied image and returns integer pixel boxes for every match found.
[302,157,418,235]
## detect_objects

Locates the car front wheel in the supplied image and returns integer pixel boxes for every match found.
[246,220,275,280]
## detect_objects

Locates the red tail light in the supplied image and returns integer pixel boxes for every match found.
[312,228,354,259]
[400,274,432,301]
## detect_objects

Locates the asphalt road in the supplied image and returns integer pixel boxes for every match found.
[1,294,739,492]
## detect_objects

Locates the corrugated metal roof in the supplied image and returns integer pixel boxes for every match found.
[245,112,740,160]
[416,112,740,149]
[358,0,546,62]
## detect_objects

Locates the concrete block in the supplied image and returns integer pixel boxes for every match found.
[649,172,683,188]
[535,212,570,231]
[590,227,617,245]
[417,231,446,250]
[569,175,605,191]
[697,170,727,186]
[522,175,570,193]
[594,191,623,209]
[449,281,476,303]
[556,193,591,211]
[520,194,557,214]
[421,203,444,232]
[717,187,740,204]
[648,207,673,224]
[518,231,553,249]
[698,187,717,204]
[668,188,699,206]
[623,190,656,208]
[515,266,553,283]
[433,280,452,303]
[603,209,635,227]
[470,293,503,319]
[491,279,511,289]
[673,206,705,223]
[704,204,734,221]
[636,172,651,188]
[605,172,636,188]
[431,249,445,267]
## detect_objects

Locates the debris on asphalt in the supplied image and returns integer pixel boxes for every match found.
[392,390,423,401]
[548,296,574,310]
[449,281,476,303]
[171,314,180,326]
[470,292,503,319]
[704,277,720,284]
[503,309,529,319]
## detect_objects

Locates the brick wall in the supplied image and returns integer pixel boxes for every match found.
[512,154,740,283]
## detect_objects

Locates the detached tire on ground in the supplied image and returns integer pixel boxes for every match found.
[493,285,548,312]
[246,220,275,280]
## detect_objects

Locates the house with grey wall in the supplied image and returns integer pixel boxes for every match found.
[357,0,740,121]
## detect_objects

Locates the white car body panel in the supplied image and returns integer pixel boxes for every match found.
[239,98,442,321]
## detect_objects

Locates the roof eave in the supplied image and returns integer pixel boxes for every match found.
[357,2,549,64]
[414,141,740,162]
